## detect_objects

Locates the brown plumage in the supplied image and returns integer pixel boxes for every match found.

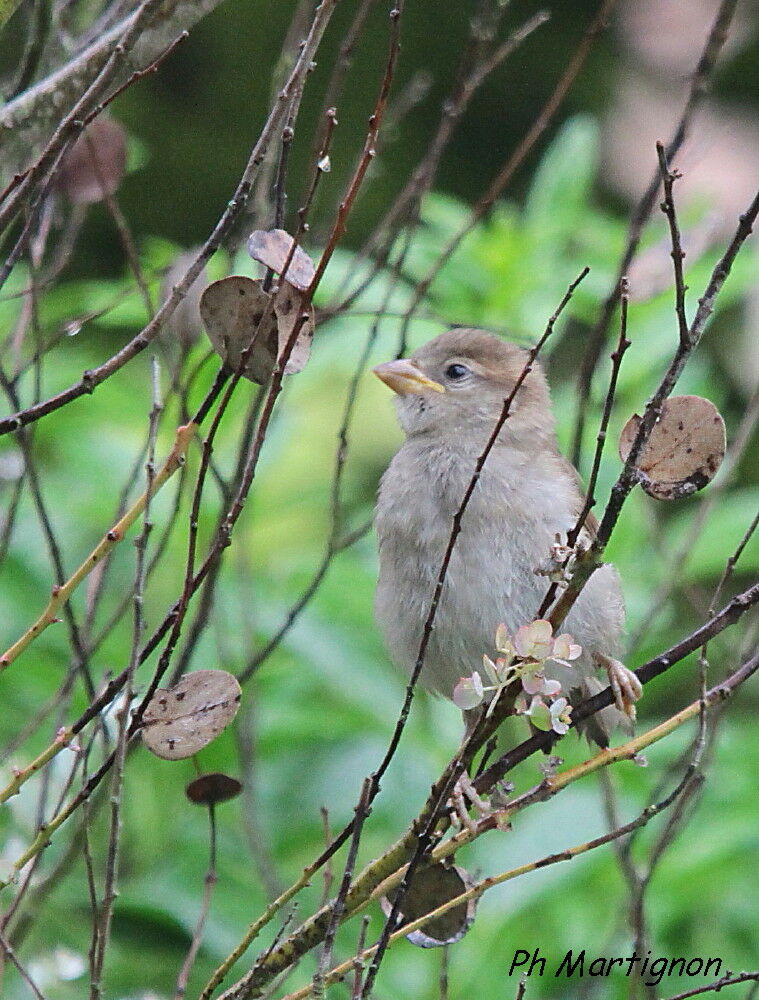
[374,328,641,745]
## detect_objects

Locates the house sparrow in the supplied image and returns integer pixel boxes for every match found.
[374,327,641,746]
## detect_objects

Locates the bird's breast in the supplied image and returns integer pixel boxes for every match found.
[375,439,581,694]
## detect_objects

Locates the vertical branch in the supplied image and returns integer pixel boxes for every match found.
[571,0,742,466]
[547,188,759,635]
[0,0,167,235]
[537,275,631,617]
[312,779,372,996]
[656,143,689,348]
[393,0,617,354]
[347,270,589,998]
[572,276,631,542]
[174,805,219,999]
[89,359,162,1000]
[333,8,549,316]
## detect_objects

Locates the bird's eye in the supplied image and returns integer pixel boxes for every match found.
[444,363,470,381]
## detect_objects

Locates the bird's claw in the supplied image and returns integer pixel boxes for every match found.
[594,653,642,721]
[448,773,490,833]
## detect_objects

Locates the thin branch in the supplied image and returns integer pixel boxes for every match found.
[476,580,759,793]
[275,653,759,1000]
[174,805,219,999]
[0,0,167,234]
[661,972,759,1000]
[546,187,759,635]
[571,0,742,467]
[0,0,338,436]
[89,360,162,999]
[538,275,631,617]
[393,0,618,354]
[0,928,46,1000]
[0,421,197,672]
[311,0,378,162]
[312,779,372,995]
[656,142,689,348]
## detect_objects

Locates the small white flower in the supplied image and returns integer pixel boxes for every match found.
[549,698,573,735]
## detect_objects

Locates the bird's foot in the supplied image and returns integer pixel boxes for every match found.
[593,653,642,721]
[448,773,491,834]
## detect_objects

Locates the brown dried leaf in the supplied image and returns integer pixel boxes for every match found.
[199,276,278,384]
[247,229,315,291]
[380,863,476,948]
[619,395,726,501]
[186,772,243,806]
[142,670,242,761]
[57,116,127,205]
[273,281,314,374]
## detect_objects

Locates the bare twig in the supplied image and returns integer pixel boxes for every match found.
[394,0,618,354]
[571,0,742,467]
[0,421,196,672]
[89,360,162,999]
[0,0,167,234]
[660,972,759,1000]
[656,143,689,348]
[546,187,759,635]
[312,779,372,996]
[174,805,220,999]
[0,0,337,436]
[537,275,631,617]
[476,581,759,793]
[0,928,46,1000]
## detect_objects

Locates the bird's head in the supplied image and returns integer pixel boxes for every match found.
[373,328,555,450]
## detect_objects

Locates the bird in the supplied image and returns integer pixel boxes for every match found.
[373,327,641,749]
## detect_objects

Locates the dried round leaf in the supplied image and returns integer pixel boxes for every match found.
[619,395,726,502]
[160,249,207,349]
[247,229,315,291]
[199,276,278,383]
[186,772,242,806]
[380,863,476,948]
[57,117,127,205]
[142,670,242,761]
[273,281,314,375]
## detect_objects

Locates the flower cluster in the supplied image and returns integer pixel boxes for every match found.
[452,620,581,735]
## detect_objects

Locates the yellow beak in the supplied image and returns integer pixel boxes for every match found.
[373,359,445,395]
